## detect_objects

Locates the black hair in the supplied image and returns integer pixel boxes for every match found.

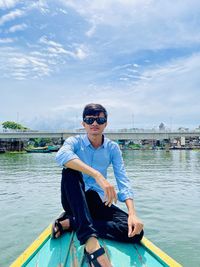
[82,103,108,119]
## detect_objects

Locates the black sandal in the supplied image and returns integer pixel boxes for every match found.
[84,246,106,267]
[51,212,71,239]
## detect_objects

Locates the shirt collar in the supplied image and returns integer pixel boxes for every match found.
[83,134,91,147]
[83,134,108,148]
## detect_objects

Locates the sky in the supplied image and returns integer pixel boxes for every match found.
[0,0,200,130]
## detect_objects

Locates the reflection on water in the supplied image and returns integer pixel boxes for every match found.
[0,151,199,267]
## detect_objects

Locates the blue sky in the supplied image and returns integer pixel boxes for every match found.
[0,0,200,130]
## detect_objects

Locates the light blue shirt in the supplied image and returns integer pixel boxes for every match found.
[55,134,133,202]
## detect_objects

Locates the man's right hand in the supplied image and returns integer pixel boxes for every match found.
[66,159,117,206]
[94,172,117,206]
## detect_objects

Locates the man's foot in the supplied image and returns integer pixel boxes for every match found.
[85,237,112,267]
[52,217,70,239]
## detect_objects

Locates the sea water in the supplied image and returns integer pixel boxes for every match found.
[0,150,199,267]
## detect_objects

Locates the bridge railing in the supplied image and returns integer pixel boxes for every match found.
[1,128,200,133]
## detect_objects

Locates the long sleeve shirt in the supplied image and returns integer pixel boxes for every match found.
[55,134,133,202]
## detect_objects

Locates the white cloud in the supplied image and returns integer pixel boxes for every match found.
[85,22,96,37]
[0,39,88,80]
[0,38,14,43]
[58,8,68,14]
[10,57,29,65]
[39,36,62,47]
[8,23,27,33]
[59,0,200,50]
[0,1,200,130]
[0,47,52,79]
[0,0,20,9]
[42,52,200,129]
[0,9,25,26]
[39,36,89,60]
[117,53,200,123]
[27,0,50,14]
[47,46,69,55]
[0,33,88,80]
[141,53,200,85]
[74,45,88,60]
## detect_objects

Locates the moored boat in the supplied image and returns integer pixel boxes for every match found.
[25,145,60,153]
[25,146,51,153]
[47,145,60,152]
[10,224,182,267]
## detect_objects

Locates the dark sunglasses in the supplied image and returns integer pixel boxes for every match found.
[83,117,107,125]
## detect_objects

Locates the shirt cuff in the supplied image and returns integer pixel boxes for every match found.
[55,152,79,167]
[117,189,134,202]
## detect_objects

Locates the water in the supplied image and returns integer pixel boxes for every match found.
[0,150,199,267]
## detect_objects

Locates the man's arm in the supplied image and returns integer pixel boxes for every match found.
[125,198,143,237]
[56,136,117,206]
[111,143,144,236]
[111,144,134,201]
[65,158,117,206]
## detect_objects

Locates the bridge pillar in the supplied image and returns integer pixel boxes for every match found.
[180,136,185,146]
[0,139,24,152]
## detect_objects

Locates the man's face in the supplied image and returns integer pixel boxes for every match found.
[82,112,107,135]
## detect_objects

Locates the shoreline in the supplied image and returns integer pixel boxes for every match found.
[1,148,200,154]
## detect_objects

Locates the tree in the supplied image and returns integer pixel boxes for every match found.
[159,122,165,130]
[2,121,29,130]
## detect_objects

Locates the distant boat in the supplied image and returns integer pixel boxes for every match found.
[47,145,60,152]
[25,145,60,153]
[10,224,182,267]
[25,146,51,153]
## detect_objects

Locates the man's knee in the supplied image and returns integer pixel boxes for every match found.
[61,168,84,192]
[62,168,83,180]
[118,223,144,243]
[130,229,144,243]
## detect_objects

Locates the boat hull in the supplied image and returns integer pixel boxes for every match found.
[10,224,182,267]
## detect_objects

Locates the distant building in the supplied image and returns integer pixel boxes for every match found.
[178,127,189,132]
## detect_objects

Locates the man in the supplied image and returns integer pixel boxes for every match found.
[54,103,144,267]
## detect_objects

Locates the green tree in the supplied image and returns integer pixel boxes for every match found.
[159,122,165,130]
[2,121,29,130]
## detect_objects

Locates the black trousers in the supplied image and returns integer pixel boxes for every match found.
[61,168,144,245]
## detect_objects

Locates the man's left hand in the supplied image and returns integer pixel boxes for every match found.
[128,214,143,238]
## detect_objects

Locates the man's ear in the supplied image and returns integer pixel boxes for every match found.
[82,121,85,128]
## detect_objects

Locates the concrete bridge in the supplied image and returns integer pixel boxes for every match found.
[0,130,200,141]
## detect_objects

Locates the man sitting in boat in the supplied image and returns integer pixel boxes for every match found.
[54,103,144,267]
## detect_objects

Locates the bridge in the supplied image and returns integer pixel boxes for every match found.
[0,130,200,140]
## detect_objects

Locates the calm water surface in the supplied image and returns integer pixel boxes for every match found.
[0,150,199,267]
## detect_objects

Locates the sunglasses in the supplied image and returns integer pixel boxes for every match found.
[83,117,107,125]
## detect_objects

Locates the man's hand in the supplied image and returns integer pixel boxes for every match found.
[96,175,117,206]
[128,214,143,238]
[65,159,117,206]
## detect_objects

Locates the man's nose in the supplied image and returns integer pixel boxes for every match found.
[92,119,98,125]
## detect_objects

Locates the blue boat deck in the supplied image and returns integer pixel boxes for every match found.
[10,225,182,267]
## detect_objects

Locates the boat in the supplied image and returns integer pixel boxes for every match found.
[47,145,60,152]
[10,224,182,267]
[25,145,60,153]
[25,146,51,153]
